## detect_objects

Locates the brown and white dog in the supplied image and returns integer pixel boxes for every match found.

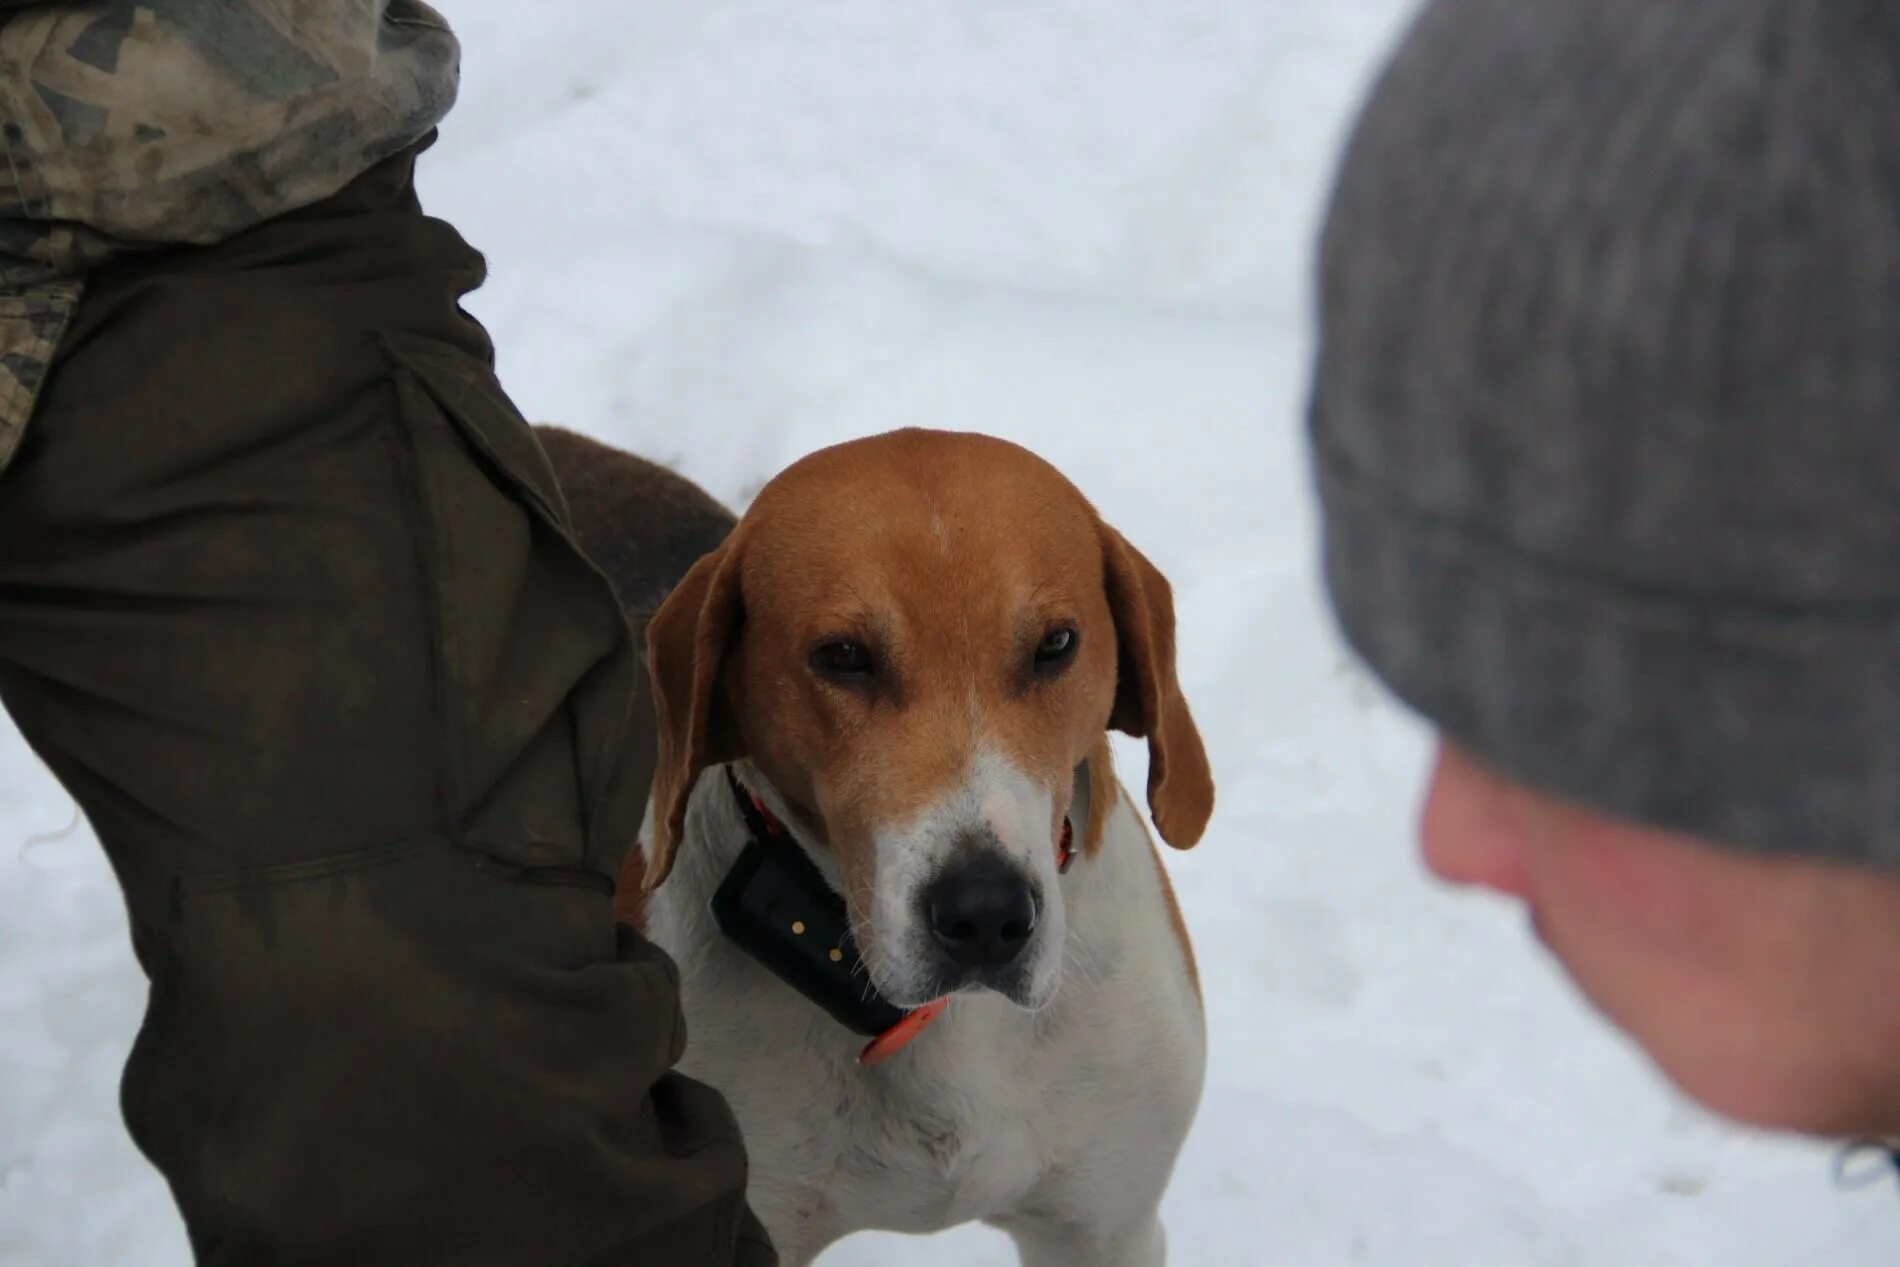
[548,427,1212,1266]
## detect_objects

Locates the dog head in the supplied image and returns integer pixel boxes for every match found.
[645,429,1211,1008]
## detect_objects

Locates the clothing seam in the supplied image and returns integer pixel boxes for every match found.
[384,359,463,847]
[175,836,433,896]
[395,340,566,522]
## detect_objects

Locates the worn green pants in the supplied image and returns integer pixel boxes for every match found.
[0,147,773,1266]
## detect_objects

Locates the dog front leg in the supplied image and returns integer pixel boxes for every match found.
[999,1212,1167,1267]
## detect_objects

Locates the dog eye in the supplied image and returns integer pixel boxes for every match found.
[811,640,875,678]
[1034,627,1078,669]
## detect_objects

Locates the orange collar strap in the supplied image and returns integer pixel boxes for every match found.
[859,996,950,1065]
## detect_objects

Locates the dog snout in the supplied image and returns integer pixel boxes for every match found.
[923,851,1039,971]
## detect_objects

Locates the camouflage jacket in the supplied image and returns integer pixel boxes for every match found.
[0,1,459,476]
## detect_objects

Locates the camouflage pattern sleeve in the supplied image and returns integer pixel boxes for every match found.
[0,1,460,473]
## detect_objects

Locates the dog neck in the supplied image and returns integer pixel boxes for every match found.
[648,755,1107,1065]
[712,766,948,1061]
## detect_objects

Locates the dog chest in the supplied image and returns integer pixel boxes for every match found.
[796,1036,1056,1235]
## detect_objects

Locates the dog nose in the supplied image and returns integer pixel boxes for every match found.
[924,854,1038,970]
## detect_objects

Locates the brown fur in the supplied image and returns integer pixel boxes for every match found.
[535,426,738,635]
[1080,735,1117,860]
[641,430,1214,954]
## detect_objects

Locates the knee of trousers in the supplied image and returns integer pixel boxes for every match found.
[124,846,758,1266]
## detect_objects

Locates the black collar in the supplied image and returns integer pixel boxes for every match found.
[709,769,910,1037]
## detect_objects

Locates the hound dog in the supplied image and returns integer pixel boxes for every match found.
[544,426,1212,1267]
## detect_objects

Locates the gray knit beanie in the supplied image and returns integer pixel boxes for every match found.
[1310,0,1900,867]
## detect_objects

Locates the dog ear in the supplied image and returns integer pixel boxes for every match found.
[643,535,746,890]
[1100,524,1213,849]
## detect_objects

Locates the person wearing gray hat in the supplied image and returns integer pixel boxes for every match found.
[1309,0,1900,1140]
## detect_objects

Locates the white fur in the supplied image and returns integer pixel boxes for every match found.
[644,759,1206,1267]
[858,748,1066,1009]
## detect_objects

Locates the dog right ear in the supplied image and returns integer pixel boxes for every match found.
[643,535,746,890]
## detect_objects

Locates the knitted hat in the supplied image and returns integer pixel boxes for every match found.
[1310,0,1900,865]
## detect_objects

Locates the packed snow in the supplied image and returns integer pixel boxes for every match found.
[3,2,1896,1263]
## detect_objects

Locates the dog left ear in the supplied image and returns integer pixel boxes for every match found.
[1100,524,1213,848]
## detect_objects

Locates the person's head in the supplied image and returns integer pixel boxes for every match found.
[1311,0,1900,1137]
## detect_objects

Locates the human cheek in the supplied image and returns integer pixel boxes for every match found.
[1523,830,1863,1133]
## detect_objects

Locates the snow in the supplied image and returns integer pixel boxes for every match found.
[3,1,1897,1263]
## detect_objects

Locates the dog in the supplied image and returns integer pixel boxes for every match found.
[543,426,1212,1267]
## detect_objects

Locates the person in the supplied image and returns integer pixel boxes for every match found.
[1310,0,1900,1143]
[0,4,773,1263]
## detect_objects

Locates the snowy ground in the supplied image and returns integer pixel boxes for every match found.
[4,2,1898,1264]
